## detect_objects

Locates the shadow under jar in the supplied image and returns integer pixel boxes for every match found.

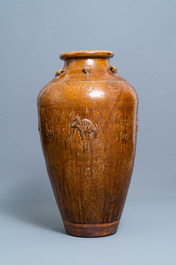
[37,50,138,237]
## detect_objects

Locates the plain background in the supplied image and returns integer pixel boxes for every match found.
[1,0,176,264]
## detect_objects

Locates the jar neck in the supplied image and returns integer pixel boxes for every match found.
[63,58,111,74]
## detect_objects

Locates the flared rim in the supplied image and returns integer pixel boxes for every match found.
[60,50,114,60]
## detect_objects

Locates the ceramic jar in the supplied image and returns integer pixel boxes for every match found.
[38,50,138,237]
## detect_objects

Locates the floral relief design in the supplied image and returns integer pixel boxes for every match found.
[80,82,94,93]
[113,112,130,143]
[119,117,129,141]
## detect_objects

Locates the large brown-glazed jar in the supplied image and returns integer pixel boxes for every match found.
[37,50,138,237]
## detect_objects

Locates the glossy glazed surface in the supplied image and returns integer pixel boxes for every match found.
[60,50,114,60]
[38,50,138,237]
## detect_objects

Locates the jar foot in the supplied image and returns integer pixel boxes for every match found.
[64,220,120,237]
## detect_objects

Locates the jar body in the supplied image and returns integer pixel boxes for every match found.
[38,52,138,237]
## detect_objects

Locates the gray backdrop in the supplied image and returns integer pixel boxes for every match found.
[1,0,176,264]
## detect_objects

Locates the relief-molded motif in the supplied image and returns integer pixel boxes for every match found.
[66,111,101,150]
[70,116,98,139]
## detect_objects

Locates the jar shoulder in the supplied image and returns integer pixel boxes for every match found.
[117,74,138,103]
[38,73,138,106]
[105,73,138,103]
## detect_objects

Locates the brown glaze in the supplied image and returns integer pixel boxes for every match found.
[37,50,138,237]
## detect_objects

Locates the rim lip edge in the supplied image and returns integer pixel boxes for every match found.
[60,50,114,60]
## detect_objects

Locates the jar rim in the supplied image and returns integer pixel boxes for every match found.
[60,50,114,60]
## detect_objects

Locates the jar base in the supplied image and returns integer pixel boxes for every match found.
[64,220,119,237]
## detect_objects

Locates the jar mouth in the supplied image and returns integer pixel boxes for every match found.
[60,50,114,60]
